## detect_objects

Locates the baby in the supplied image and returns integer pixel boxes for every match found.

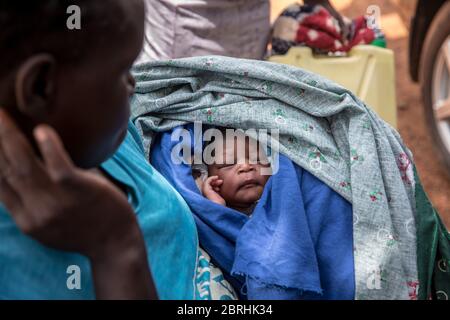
[200,129,272,215]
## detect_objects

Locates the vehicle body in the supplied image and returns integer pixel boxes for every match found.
[409,0,450,173]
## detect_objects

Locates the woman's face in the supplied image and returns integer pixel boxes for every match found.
[1,0,145,169]
[47,1,145,168]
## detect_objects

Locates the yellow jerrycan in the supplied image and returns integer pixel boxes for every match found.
[268,45,397,128]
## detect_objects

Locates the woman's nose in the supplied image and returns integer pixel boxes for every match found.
[127,73,136,97]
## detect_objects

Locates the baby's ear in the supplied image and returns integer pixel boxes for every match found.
[15,54,56,118]
[192,169,201,179]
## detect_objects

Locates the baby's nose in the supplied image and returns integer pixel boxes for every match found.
[237,162,255,173]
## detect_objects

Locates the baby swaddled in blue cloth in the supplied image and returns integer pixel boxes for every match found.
[199,128,271,216]
[151,124,355,300]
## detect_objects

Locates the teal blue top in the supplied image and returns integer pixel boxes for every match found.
[0,121,198,299]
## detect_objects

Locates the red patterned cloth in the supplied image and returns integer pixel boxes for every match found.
[271,4,384,55]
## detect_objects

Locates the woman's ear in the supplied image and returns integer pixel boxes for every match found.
[15,54,56,118]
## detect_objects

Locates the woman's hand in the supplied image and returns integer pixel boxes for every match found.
[202,175,226,206]
[0,110,157,299]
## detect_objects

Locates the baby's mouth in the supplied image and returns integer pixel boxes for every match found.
[238,179,260,190]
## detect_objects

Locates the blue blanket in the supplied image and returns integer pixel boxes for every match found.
[151,125,355,299]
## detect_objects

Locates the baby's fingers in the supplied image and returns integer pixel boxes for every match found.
[205,175,218,185]
[201,176,226,206]
[202,176,215,192]
[203,176,222,193]
[210,178,223,187]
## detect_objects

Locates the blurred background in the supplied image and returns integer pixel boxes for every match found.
[145,0,450,228]
[271,0,450,228]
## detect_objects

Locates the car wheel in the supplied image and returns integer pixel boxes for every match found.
[419,1,450,174]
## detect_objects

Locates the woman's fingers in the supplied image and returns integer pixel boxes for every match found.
[0,110,48,196]
[34,125,74,182]
[0,109,48,227]
[0,152,22,213]
[0,110,37,177]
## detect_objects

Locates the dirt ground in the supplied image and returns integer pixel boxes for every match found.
[271,0,450,228]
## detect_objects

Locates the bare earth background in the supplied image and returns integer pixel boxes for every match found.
[270,0,450,228]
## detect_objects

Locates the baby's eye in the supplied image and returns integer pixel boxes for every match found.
[218,164,234,169]
[258,162,271,168]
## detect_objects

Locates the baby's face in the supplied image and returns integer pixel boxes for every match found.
[208,135,271,209]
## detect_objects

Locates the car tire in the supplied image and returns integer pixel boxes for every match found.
[419,0,450,174]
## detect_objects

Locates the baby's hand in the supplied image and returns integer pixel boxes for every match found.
[202,176,226,206]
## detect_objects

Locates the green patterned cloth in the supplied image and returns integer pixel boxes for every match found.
[130,56,449,300]
[415,168,450,300]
